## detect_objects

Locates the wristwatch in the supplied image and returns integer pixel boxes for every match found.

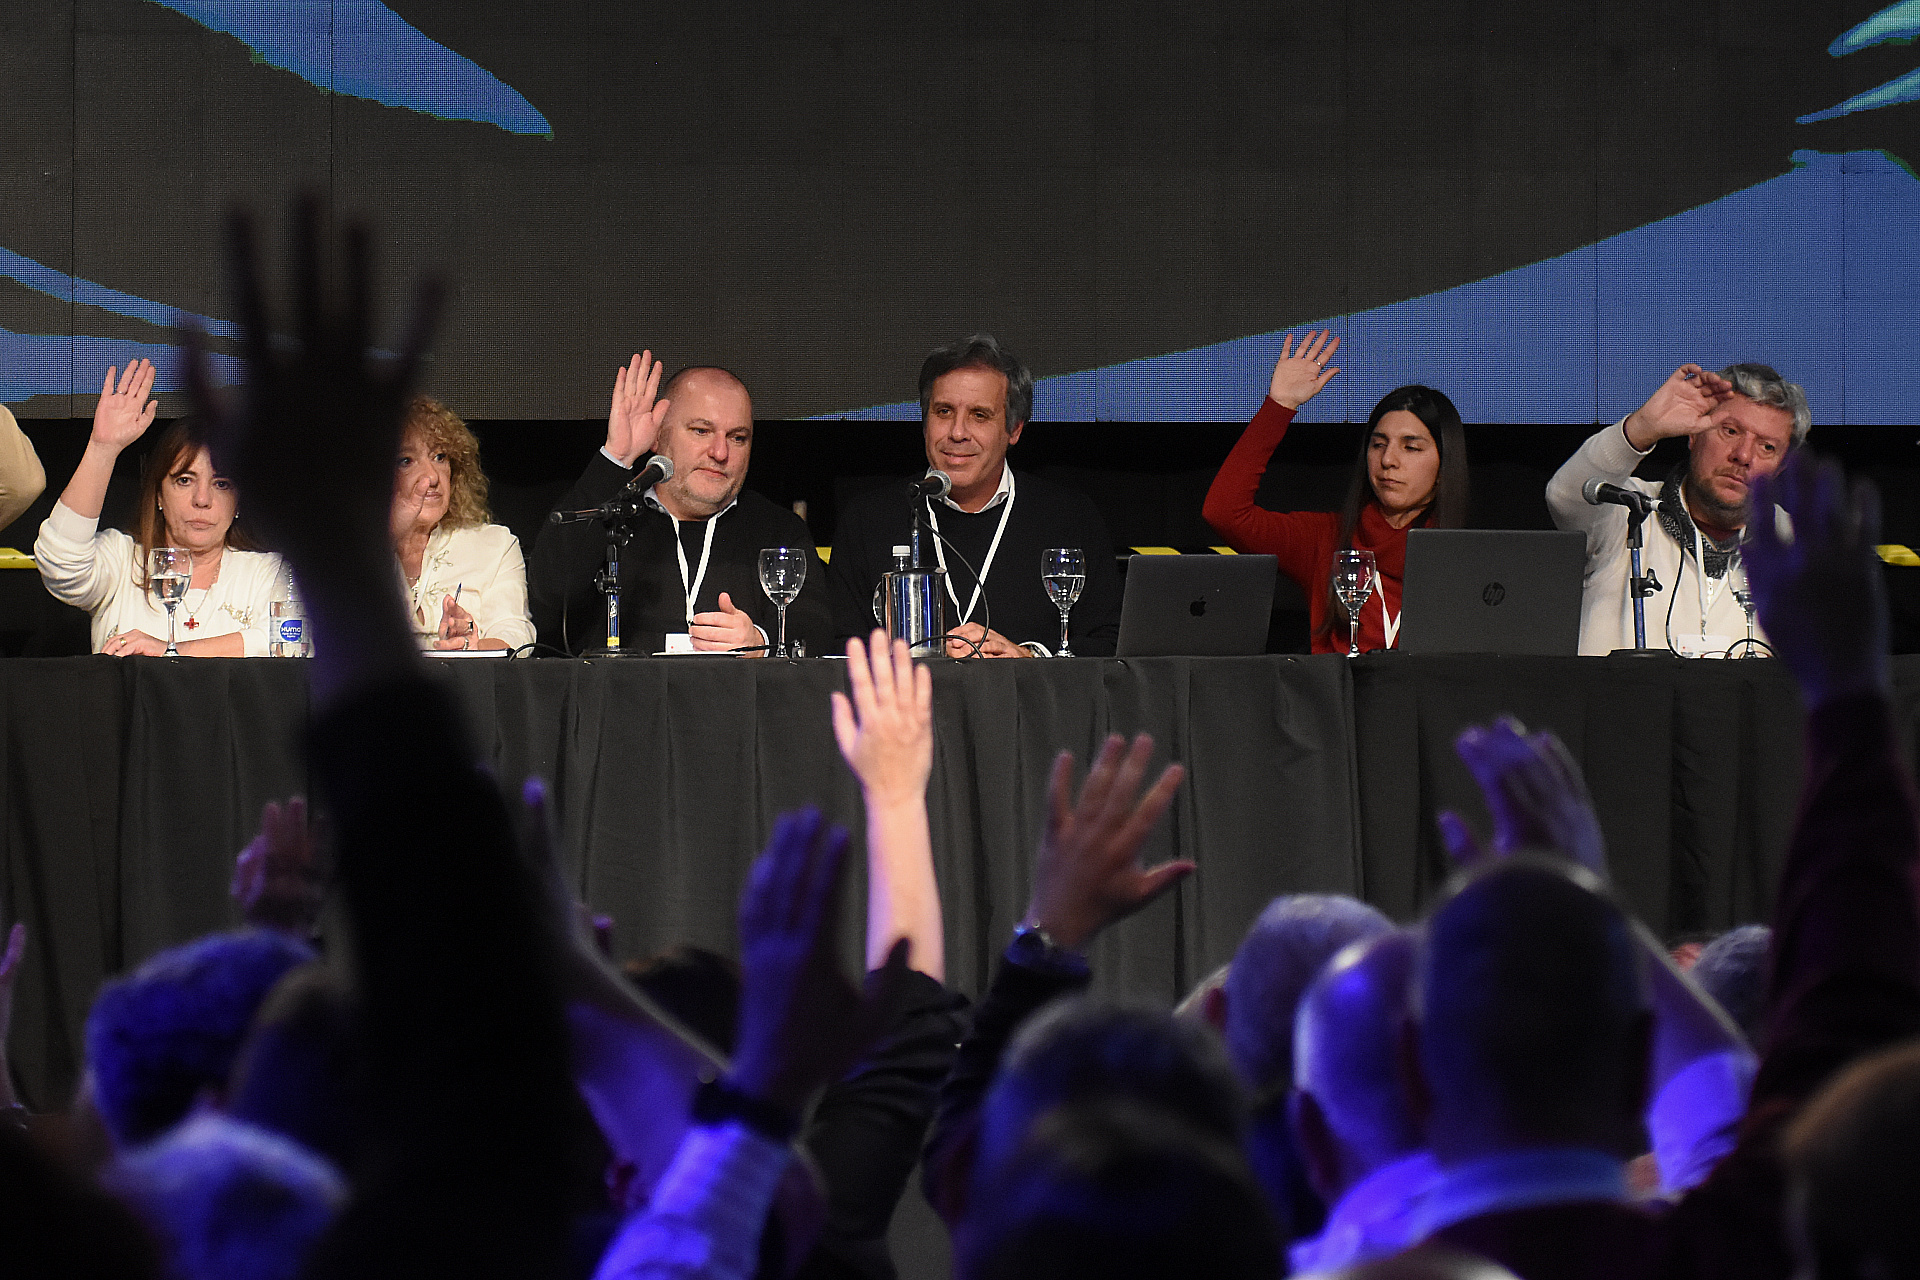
[1007,920,1089,976]
[690,1074,801,1144]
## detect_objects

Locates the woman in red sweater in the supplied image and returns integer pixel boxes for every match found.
[1202,331,1470,654]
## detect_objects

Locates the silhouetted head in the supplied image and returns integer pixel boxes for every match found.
[226,964,363,1172]
[105,1113,345,1280]
[976,997,1246,1188]
[86,930,317,1149]
[1224,894,1395,1094]
[1689,924,1770,1046]
[957,1100,1280,1280]
[1292,929,1423,1202]
[623,944,742,1057]
[1415,858,1650,1162]
[1783,1039,1920,1280]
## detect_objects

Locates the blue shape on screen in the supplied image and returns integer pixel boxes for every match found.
[825,150,1920,426]
[1800,2,1920,122]
[0,247,239,340]
[148,0,551,136]
[1828,0,1920,55]
[0,329,242,402]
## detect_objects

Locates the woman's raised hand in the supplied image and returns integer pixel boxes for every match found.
[1267,329,1342,410]
[90,359,158,452]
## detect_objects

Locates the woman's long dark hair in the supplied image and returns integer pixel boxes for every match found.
[132,418,262,588]
[1318,385,1470,640]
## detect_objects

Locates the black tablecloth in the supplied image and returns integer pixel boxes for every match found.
[0,653,1361,1109]
[5,653,1917,1110]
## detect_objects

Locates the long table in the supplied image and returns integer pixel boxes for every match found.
[4,653,1917,1109]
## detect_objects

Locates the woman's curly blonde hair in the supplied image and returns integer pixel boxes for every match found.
[402,396,491,530]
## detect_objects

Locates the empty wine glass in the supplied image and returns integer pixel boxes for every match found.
[758,547,807,658]
[1332,548,1376,659]
[149,546,193,656]
[1041,548,1085,657]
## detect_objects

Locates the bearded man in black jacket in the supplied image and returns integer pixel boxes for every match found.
[827,334,1123,657]
[530,352,830,656]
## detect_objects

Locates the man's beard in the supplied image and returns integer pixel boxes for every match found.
[1682,466,1749,532]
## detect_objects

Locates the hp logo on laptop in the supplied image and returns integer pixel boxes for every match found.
[1482,582,1506,606]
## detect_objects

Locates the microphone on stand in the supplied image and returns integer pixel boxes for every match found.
[1582,477,1657,515]
[549,455,675,524]
[910,470,953,499]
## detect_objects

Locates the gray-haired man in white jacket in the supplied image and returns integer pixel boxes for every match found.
[1547,363,1808,656]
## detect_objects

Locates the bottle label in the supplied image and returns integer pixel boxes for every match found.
[278,618,304,643]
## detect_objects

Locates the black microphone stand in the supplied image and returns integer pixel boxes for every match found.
[1611,502,1664,656]
[584,494,645,658]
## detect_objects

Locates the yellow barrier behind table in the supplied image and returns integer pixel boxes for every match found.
[0,549,35,570]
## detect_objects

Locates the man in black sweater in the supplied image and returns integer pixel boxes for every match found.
[827,335,1123,656]
[529,353,831,656]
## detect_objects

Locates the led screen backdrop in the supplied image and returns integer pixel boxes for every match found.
[5,0,1920,423]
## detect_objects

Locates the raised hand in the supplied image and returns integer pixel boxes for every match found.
[833,630,934,808]
[231,796,324,935]
[731,808,915,1112]
[1744,451,1891,708]
[191,195,443,573]
[1438,717,1608,879]
[90,359,159,452]
[689,591,762,653]
[606,350,672,468]
[1267,329,1342,410]
[1023,733,1191,953]
[1623,364,1735,449]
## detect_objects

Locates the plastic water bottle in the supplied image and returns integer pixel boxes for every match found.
[270,578,309,658]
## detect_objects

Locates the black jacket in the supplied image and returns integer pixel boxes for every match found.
[528,451,832,656]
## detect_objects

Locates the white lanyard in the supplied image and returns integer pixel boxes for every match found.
[671,514,720,625]
[1380,589,1402,649]
[1693,523,1724,635]
[928,471,1017,627]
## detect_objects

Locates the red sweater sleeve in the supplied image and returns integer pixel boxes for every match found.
[1202,397,1337,593]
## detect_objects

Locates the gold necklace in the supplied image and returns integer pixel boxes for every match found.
[181,553,223,631]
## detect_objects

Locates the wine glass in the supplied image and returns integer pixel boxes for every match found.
[1332,549,1376,659]
[1041,548,1085,657]
[758,547,807,658]
[149,546,193,656]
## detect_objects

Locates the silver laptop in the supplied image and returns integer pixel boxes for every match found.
[1115,555,1278,657]
[1399,530,1585,655]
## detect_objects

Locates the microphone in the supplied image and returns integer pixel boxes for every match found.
[910,470,952,499]
[1582,477,1656,514]
[549,455,675,524]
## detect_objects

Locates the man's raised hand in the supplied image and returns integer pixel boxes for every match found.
[607,351,671,468]
[90,360,158,452]
[731,808,915,1113]
[190,195,443,571]
[832,630,933,809]
[1438,717,1608,880]
[1623,363,1734,450]
[1022,733,1191,953]
[1745,451,1891,708]
[231,796,324,936]
[1268,329,1342,411]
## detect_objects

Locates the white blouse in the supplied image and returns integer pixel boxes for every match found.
[399,522,535,651]
[34,502,286,656]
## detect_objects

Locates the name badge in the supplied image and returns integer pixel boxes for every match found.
[1671,633,1734,659]
[663,632,696,654]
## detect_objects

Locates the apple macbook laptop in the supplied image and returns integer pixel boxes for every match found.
[1398,529,1586,655]
[1115,554,1278,657]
